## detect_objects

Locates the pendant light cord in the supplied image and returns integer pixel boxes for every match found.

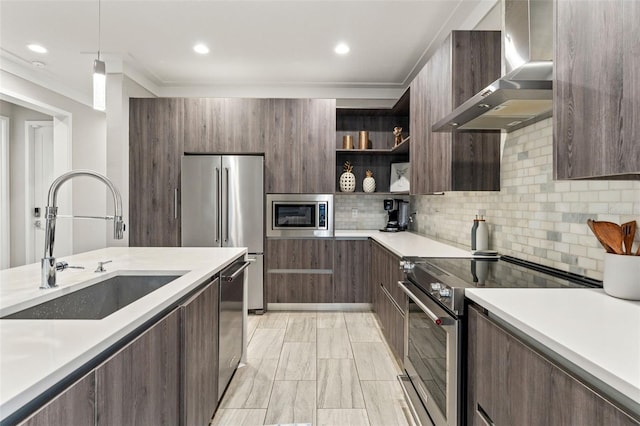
[97,0,101,60]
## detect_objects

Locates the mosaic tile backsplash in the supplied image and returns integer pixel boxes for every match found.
[408,118,640,280]
[334,194,409,231]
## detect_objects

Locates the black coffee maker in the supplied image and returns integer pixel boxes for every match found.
[380,198,409,232]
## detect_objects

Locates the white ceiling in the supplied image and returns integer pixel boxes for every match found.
[0,0,500,106]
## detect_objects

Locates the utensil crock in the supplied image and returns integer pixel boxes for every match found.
[603,253,640,300]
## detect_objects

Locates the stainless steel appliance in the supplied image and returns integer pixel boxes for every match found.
[432,0,553,132]
[266,194,333,238]
[218,258,251,399]
[398,256,600,426]
[181,155,264,311]
[381,199,409,232]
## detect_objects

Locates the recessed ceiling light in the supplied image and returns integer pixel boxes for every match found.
[27,44,47,54]
[193,43,210,55]
[334,43,350,55]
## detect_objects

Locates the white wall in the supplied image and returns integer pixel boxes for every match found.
[0,100,50,266]
[1,70,108,258]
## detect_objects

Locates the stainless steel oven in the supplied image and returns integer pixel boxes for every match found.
[399,280,461,426]
[266,194,333,238]
[398,256,599,426]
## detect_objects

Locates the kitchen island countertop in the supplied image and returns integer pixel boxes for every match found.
[0,246,246,422]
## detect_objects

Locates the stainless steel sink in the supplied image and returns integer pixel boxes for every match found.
[2,274,182,320]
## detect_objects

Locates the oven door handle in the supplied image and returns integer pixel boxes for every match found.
[399,281,447,326]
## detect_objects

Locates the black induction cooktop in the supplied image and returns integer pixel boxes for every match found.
[416,256,601,289]
[403,255,602,316]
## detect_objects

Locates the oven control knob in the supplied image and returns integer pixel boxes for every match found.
[430,282,441,291]
[439,288,451,298]
[400,261,415,273]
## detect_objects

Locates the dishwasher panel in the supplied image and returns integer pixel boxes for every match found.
[218,259,248,400]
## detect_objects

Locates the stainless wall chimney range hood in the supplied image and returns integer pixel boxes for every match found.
[433,0,553,133]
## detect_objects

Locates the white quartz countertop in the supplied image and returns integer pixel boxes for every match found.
[335,230,473,258]
[0,246,246,422]
[466,288,640,409]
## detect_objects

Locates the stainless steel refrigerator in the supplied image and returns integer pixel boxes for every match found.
[181,155,264,311]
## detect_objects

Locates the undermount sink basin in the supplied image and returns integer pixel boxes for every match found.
[2,274,182,320]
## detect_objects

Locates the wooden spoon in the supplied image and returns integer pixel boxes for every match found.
[590,220,625,255]
[587,219,615,253]
[621,221,636,255]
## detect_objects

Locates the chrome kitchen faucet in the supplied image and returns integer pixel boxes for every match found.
[41,170,125,289]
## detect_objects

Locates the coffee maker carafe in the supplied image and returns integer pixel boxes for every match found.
[381,199,409,232]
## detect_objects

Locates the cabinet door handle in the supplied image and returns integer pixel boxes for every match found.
[476,403,495,426]
[174,188,178,219]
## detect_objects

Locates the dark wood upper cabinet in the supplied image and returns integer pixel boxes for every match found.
[266,98,336,193]
[410,31,502,193]
[130,97,336,248]
[129,98,184,247]
[554,0,640,179]
[183,98,267,154]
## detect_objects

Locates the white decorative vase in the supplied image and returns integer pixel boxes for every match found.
[363,176,376,193]
[339,172,356,192]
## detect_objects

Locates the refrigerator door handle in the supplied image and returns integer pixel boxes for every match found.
[215,167,220,243]
[224,167,230,243]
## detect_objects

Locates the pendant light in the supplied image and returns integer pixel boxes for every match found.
[93,0,106,111]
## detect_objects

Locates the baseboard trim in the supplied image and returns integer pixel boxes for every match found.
[267,303,373,311]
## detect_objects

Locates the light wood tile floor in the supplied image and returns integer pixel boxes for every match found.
[211,311,415,426]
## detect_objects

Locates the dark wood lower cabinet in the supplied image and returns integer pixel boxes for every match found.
[181,280,219,426]
[266,238,334,304]
[18,372,95,426]
[467,304,640,426]
[376,284,405,364]
[370,240,405,365]
[333,239,370,303]
[15,275,229,426]
[96,309,181,426]
[267,273,333,303]
[266,238,333,270]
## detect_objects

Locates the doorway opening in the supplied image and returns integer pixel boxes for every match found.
[0,90,72,268]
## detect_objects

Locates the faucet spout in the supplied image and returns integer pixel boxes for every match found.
[41,170,125,289]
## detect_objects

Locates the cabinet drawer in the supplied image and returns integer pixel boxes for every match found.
[266,273,333,303]
[267,238,334,269]
[467,305,639,426]
[375,283,405,366]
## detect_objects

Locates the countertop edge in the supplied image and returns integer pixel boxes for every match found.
[334,230,472,259]
[465,289,640,409]
[0,247,247,422]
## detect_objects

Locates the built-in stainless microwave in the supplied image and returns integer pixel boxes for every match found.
[266,194,333,238]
